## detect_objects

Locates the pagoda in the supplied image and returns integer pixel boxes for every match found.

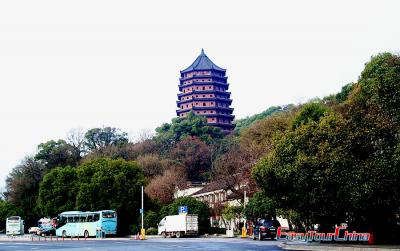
[176,49,235,132]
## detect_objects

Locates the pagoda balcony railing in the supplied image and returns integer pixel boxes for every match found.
[179,74,227,82]
[177,106,234,113]
[192,106,234,112]
[177,97,233,104]
[179,81,229,88]
[177,90,231,97]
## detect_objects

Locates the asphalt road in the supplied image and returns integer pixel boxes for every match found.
[0,238,288,251]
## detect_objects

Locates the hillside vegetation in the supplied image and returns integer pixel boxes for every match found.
[0,53,398,242]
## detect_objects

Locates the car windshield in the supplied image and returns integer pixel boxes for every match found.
[259,220,279,227]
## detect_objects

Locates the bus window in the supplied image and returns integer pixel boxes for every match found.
[87,215,93,222]
[80,216,86,222]
[94,213,100,222]
[58,216,66,227]
[102,212,116,218]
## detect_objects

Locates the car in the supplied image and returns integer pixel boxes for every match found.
[28,227,39,235]
[38,227,56,236]
[253,219,281,240]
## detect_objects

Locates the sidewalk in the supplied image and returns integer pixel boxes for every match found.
[278,242,400,251]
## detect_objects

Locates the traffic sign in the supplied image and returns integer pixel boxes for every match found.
[178,206,188,214]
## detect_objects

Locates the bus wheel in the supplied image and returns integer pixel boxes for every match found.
[62,230,67,238]
[161,232,166,238]
[176,232,181,238]
[84,230,89,239]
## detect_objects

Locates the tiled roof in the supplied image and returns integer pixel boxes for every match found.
[181,49,226,73]
[191,179,232,196]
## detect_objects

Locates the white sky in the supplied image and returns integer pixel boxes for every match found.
[0,0,399,188]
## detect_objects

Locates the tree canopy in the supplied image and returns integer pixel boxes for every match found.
[35,139,81,168]
[155,112,224,149]
[36,158,146,234]
[84,127,129,152]
[253,53,400,242]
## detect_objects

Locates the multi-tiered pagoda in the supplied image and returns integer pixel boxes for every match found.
[176,49,235,132]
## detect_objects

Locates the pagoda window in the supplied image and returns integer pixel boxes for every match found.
[203,95,205,97]
[203,103,206,106]
[202,87,205,90]
[211,102,214,105]
[181,106,183,109]
[196,103,198,105]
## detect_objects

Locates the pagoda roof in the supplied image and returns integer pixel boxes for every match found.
[181,49,225,74]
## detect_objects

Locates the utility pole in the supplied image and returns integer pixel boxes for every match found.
[242,190,247,238]
[141,186,145,239]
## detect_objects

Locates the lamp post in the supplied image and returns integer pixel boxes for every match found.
[141,186,145,239]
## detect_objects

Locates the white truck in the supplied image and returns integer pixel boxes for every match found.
[158,214,198,238]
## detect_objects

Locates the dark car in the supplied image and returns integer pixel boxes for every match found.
[253,219,280,240]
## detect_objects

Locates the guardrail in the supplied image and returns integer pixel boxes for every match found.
[0,234,92,241]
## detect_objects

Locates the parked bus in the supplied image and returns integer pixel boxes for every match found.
[55,210,117,238]
[6,216,24,235]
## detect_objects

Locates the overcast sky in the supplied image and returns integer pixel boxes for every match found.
[0,0,399,188]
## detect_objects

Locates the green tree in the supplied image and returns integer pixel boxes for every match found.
[253,113,354,229]
[143,210,159,228]
[155,112,224,151]
[253,53,400,242]
[36,166,78,217]
[159,197,210,233]
[244,192,276,221]
[35,139,81,169]
[240,111,293,160]
[36,158,147,235]
[291,102,328,129]
[4,157,45,227]
[222,205,243,230]
[84,127,128,152]
[75,158,146,234]
[343,53,400,242]
[234,105,289,133]
[335,82,355,103]
[0,200,22,231]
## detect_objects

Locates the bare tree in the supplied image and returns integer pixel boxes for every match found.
[66,128,85,151]
[145,166,187,204]
[132,129,155,143]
